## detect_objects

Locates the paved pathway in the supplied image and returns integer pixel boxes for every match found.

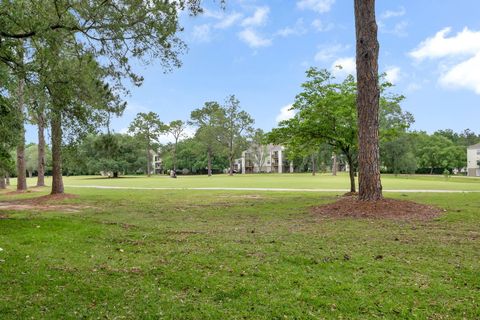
[65,185,480,193]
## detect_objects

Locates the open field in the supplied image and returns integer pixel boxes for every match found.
[1,174,480,318]
[9,172,480,191]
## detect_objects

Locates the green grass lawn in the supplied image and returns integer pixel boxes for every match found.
[12,172,480,191]
[1,175,479,318]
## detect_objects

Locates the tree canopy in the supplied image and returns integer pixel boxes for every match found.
[268,68,412,192]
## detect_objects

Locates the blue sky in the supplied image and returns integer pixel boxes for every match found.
[26,0,480,143]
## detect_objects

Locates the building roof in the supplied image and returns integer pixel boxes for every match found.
[468,143,480,150]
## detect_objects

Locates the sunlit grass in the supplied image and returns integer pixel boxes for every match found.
[9,172,480,191]
[0,177,479,318]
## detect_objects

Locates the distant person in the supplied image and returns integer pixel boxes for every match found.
[170,170,177,178]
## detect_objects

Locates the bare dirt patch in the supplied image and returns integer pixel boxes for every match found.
[27,193,78,203]
[3,189,43,196]
[311,195,442,221]
[0,194,94,213]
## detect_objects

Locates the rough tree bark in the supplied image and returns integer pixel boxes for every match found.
[146,147,151,177]
[229,154,234,176]
[0,175,5,189]
[16,75,27,191]
[50,111,64,194]
[354,0,383,201]
[346,153,356,193]
[207,147,212,176]
[37,111,46,187]
[332,153,337,176]
[173,139,178,172]
[311,154,316,176]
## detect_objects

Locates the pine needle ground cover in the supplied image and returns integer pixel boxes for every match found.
[0,175,479,319]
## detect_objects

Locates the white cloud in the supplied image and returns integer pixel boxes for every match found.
[389,21,408,37]
[440,53,480,94]
[311,19,334,32]
[314,44,348,62]
[159,126,196,144]
[241,6,270,27]
[410,27,480,94]
[119,127,130,134]
[406,82,422,93]
[238,28,272,48]
[201,9,243,29]
[384,66,401,84]
[331,57,356,77]
[297,0,335,13]
[124,102,149,115]
[202,8,224,20]
[381,7,406,19]
[192,24,212,42]
[378,7,408,37]
[276,104,295,123]
[276,19,307,37]
[409,27,480,61]
[214,12,243,29]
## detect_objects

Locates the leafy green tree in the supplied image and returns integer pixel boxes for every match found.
[414,134,457,174]
[1,1,216,193]
[249,129,269,173]
[0,1,209,81]
[161,138,229,175]
[269,68,411,193]
[32,105,48,187]
[25,82,50,187]
[221,95,254,175]
[442,146,467,172]
[128,112,166,176]
[167,120,187,171]
[435,129,479,147]
[0,84,20,188]
[42,46,125,194]
[381,134,417,175]
[269,69,358,191]
[190,102,228,176]
[25,144,38,178]
[81,134,147,177]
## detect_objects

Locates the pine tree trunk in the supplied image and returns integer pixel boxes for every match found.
[16,76,27,192]
[311,154,316,176]
[346,154,356,193]
[37,111,46,187]
[355,0,382,201]
[349,167,356,193]
[332,153,337,176]
[50,111,64,194]
[207,148,212,177]
[0,175,5,189]
[146,146,151,177]
[173,140,177,172]
[229,156,234,176]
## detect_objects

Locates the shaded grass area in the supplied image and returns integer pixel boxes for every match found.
[0,187,479,319]
[10,172,480,191]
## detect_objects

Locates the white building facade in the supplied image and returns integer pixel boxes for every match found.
[234,144,293,174]
[467,143,480,177]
